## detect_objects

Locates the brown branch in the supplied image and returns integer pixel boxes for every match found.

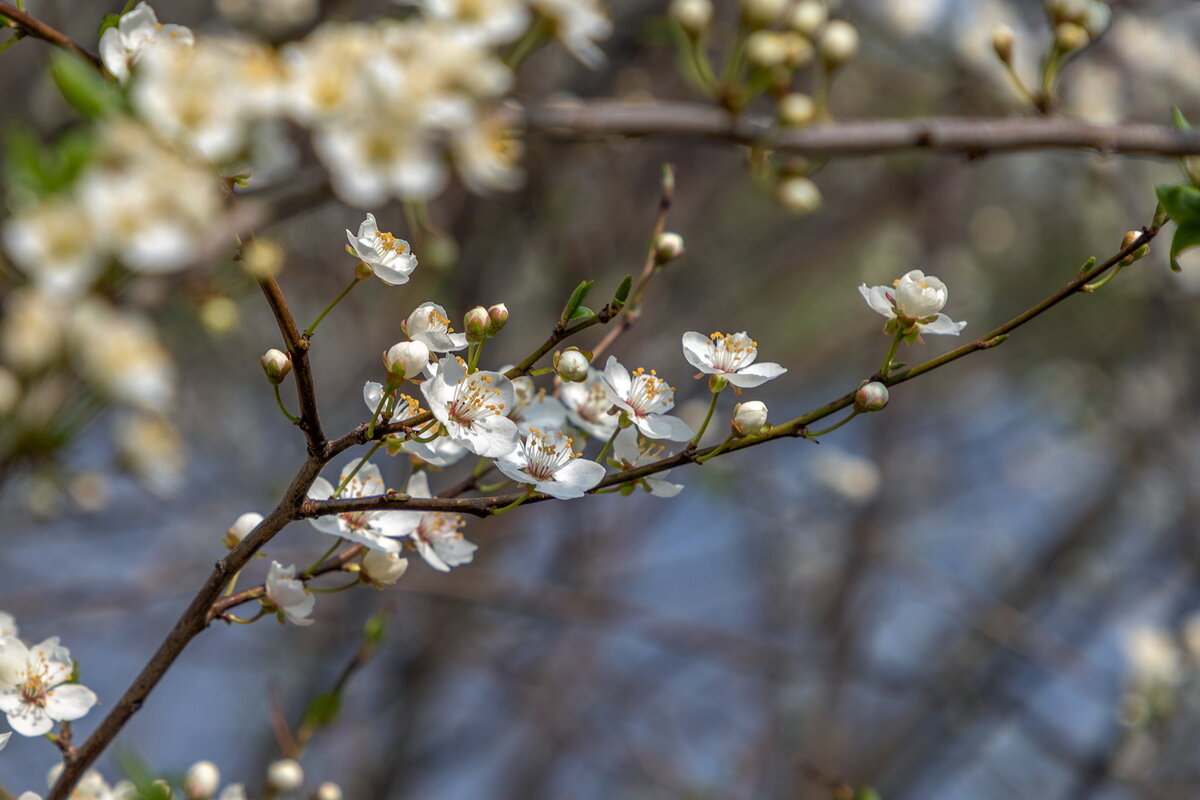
[519,100,1200,158]
[257,270,327,454]
[0,2,101,67]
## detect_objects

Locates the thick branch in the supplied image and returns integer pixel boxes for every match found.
[0,2,100,67]
[520,101,1200,158]
[257,273,327,453]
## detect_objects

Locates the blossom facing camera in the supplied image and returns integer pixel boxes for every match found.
[265,562,315,626]
[99,2,194,84]
[0,637,98,736]
[383,340,430,381]
[600,357,693,442]
[496,428,606,499]
[682,331,787,388]
[307,460,414,553]
[854,382,890,412]
[859,269,967,337]
[554,348,591,382]
[260,348,292,385]
[421,356,519,458]
[732,400,769,435]
[346,214,418,286]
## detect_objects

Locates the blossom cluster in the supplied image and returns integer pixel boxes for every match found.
[0,612,96,740]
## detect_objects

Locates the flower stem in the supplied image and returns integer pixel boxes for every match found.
[1083,265,1124,292]
[227,609,270,625]
[696,434,737,464]
[333,442,383,497]
[367,391,389,440]
[303,276,360,339]
[491,492,531,516]
[879,332,903,378]
[805,410,859,440]
[311,580,359,594]
[274,384,300,424]
[304,538,344,578]
[467,341,485,373]
[689,389,722,447]
[596,426,622,462]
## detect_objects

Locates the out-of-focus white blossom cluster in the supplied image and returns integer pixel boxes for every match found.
[1119,617,1200,729]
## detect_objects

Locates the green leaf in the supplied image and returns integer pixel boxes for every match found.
[1168,221,1200,272]
[50,50,124,119]
[3,125,95,200]
[1155,183,1200,225]
[98,13,121,38]
[569,305,594,321]
[559,280,594,324]
[611,274,633,310]
[302,691,342,728]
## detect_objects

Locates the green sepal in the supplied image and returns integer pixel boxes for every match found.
[98,13,121,38]
[50,50,125,119]
[362,609,388,648]
[560,280,594,324]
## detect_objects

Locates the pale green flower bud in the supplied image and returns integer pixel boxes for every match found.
[487,303,509,335]
[654,231,686,262]
[854,382,889,412]
[184,761,220,800]
[992,24,1015,64]
[554,347,591,382]
[260,348,292,385]
[779,93,816,126]
[820,20,858,69]
[670,0,713,37]
[266,759,303,793]
[781,33,815,69]
[464,306,490,343]
[732,400,768,435]
[775,177,822,215]
[1119,230,1149,266]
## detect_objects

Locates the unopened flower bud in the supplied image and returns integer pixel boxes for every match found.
[554,348,591,382]
[266,759,303,793]
[781,33,815,68]
[184,761,220,800]
[1054,22,1088,53]
[487,303,509,335]
[654,231,686,262]
[788,0,826,35]
[991,24,1015,63]
[854,381,890,412]
[314,784,343,800]
[1046,0,1088,23]
[464,306,490,343]
[1119,230,1150,266]
[151,780,173,798]
[383,340,430,381]
[820,20,859,69]
[670,0,713,37]
[732,401,769,435]
[362,550,409,586]
[741,0,786,28]
[226,512,264,549]
[747,31,788,69]
[1082,2,1111,38]
[775,176,822,215]
[260,348,292,385]
[779,93,816,126]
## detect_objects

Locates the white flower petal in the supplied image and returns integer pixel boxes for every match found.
[727,362,787,388]
[920,314,967,335]
[44,685,98,722]
[859,284,895,318]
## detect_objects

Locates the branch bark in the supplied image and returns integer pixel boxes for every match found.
[0,2,101,67]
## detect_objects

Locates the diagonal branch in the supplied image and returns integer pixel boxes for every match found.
[0,2,101,67]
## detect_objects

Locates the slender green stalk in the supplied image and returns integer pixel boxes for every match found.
[274,384,300,424]
[879,332,903,378]
[304,538,344,578]
[333,442,383,496]
[596,426,622,462]
[0,33,22,54]
[366,390,389,440]
[311,580,359,594]
[227,609,270,625]
[696,434,736,464]
[689,389,721,447]
[804,410,859,440]
[491,492,531,516]
[504,18,549,69]
[304,276,360,338]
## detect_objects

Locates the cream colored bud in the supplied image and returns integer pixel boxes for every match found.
[788,0,827,35]
[383,340,430,380]
[820,20,859,68]
[487,303,509,335]
[241,238,283,278]
[260,348,292,385]
[464,306,490,342]
[314,784,343,800]
[227,512,264,548]
[779,93,816,126]
[362,550,409,586]
[266,759,304,793]
[741,0,787,27]
[184,761,221,800]
[1047,0,1089,22]
[746,31,788,69]
[1054,22,1088,52]
[554,348,591,382]
[732,400,768,435]
[654,231,686,262]
[775,177,822,214]
[854,381,889,412]
[991,24,1014,63]
[1082,2,1110,38]
[781,33,815,68]
[669,0,713,37]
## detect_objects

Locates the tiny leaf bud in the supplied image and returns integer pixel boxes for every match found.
[775,176,822,215]
[733,400,769,436]
[266,759,304,793]
[654,231,686,263]
[464,306,490,343]
[819,20,859,70]
[854,381,890,412]
[487,303,509,335]
[184,761,220,800]
[554,347,591,382]
[354,260,374,280]
[788,0,827,35]
[260,348,292,385]
[779,93,816,126]
[991,24,1015,64]
[741,0,787,28]
[670,0,713,37]
[383,340,430,381]
[1054,22,1088,53]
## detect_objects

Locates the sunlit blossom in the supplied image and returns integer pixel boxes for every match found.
[421,357,519,457]
[0,637,97,737]
[265,562,315,626]
[405,302,469,353]
[560,368,618,439]
[600,357,693,441]
[858,269,967,336]
[681,330,787,388]
[307,460,412,553]
[392,472,478,571]
[99,1,194,84]
[347,214,418,285]
[497,428,605,499]
[611,427,684,497]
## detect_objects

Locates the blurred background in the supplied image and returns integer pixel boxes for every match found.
[4,0,1200,798]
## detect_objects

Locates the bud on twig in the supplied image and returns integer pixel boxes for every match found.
[314,784,343,800]
[779,93,816,126]
[267,759,304,793]
[733,400,769,436]
[225,512,264,550]
[741,0,787,28]
[487,303,509,335]
[654,231,686,263]
[788,0,826,36]
[1119,230,1150,266]
[670,0,713,38]
[820,20,859,70]
[1054,22,1088,53]
[260,348,292,385]
[554,347,591,382]
[992,24,1015,64]
[184,761,220,800]
[747,31,788,70]
[383,340,430,381]
[464,306,490,343]
[776,176,822,215]
[854,381,890,412]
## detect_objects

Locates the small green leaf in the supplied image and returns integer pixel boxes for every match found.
[611,274,633,310]
[569,305,594,321]
[1155,183,1200,225]
[303,691,342,728]
[1172,107,1192,132]
[363,610,389,648]
[1168,221,1200,272]
[560,280,594,324]
[50,50,124,119]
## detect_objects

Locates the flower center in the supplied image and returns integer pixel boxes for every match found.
[374,231,407,255]
[448,374,504,426]
[627,367,673,415]
[418,512,466,544]
[522,429,577,480]
[708,331,757,372]
[20,673,48,708]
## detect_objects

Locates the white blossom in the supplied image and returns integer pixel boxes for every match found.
[70,300,174,413]
[0,637,98,737]
[114,413,185,496]
[681,331,787,388]
[1,197,103,296]
[510,376,568,434]
[417,0,531,45]
[530,0,613,68]
[393,472,478,571]
[560,368,618,439]
[360,550,410,586]
[405,302,469,353]
[228,512,264,545]
[99,2,194,84]
[497,428,605,499]
[600,357,693,442]
[858,269,967,336]
[0,613,17,641]
[383,341,430,380]
[347,214,418,286]
[307,460,413,553]
[265,562,315,626]
[184,761,221,800]
[421,357,519,457]
[611,427,684,497]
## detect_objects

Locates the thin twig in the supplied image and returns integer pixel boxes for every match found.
[0,2,101,67]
